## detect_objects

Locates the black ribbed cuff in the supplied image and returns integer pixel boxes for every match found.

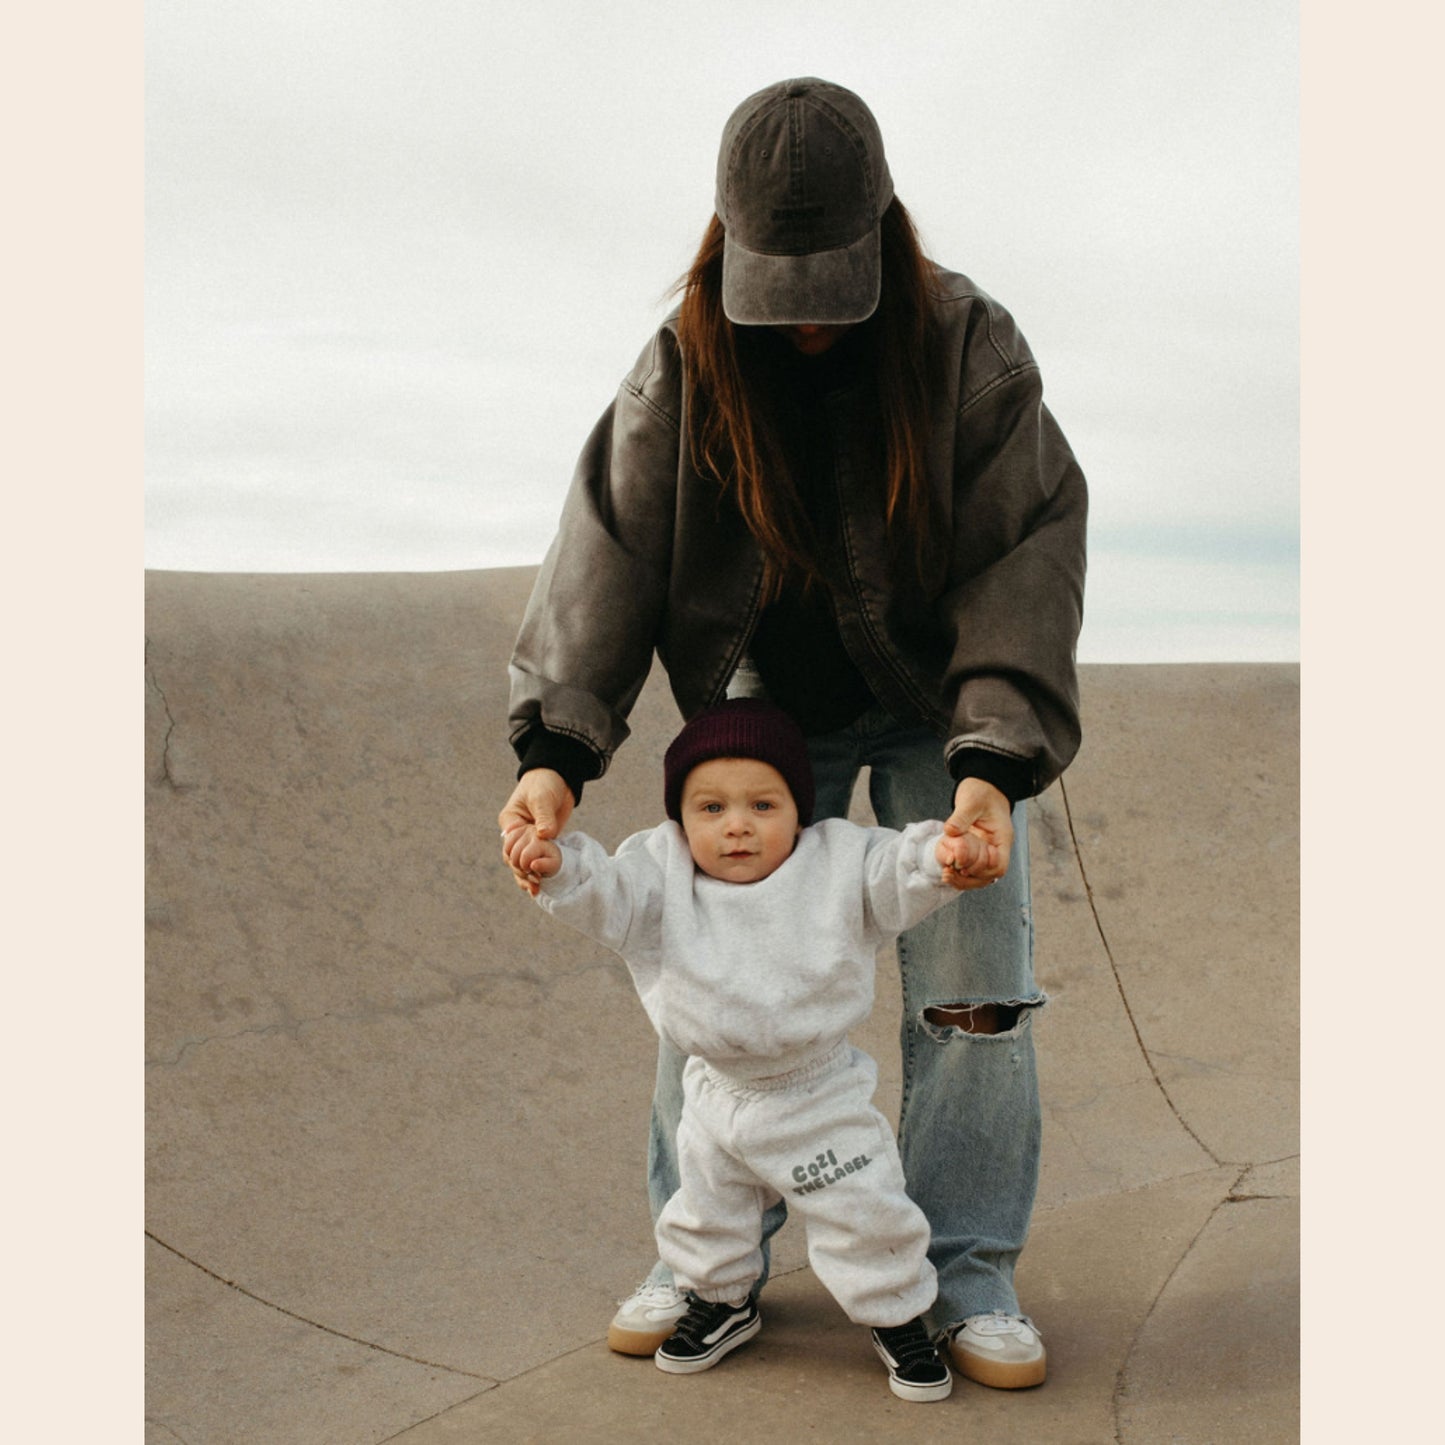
[514,726,603,807]
[946,747,1034,806]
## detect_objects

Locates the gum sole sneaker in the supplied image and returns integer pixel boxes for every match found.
[871,1318,954,1402]
[947,1312,1046,1389]
[654,1297,761,1375]
[607,1282,688,1355]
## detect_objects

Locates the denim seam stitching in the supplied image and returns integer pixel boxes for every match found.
[632,332,660,390]
[958,360,1039,417]
[945,737,1038,794]
[945,737,1032,763]
[507,718,614,777]
[982,294,1015,371]
[622,379,681,433]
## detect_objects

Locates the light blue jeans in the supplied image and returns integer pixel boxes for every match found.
[644,704,1044,1330]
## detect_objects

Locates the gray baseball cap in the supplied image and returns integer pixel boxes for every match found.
[715,78,894,327]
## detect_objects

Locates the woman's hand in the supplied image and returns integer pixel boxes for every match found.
[498,769,575,893]
[943,777,1013,890]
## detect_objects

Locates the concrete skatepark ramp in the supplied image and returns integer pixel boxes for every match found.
[145,569,1299,1443]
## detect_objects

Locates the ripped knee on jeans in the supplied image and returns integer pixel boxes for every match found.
[922,997,1043,1038]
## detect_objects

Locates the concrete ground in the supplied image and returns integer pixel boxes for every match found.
[145,568,1299,1444]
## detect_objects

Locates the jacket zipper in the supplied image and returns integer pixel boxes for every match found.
[708,555,768,706]
[826,402,949,732]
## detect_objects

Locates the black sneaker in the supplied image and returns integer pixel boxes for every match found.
[654,1296,761,1374]
[871,1317,953,1402]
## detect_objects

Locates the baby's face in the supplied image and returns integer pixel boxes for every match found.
[679,757,801,884]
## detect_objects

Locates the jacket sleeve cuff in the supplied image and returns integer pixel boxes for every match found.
[513,726,604,807]
[946,747,1034,806]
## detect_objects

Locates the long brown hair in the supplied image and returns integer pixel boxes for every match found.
[674,197,940,595]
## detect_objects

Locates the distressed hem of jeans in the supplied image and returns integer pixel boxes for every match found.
[918,993,1047,1043]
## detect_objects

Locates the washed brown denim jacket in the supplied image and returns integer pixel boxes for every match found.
[508,267,1087,799]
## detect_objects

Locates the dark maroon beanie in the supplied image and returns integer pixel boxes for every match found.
[663,699,815,825]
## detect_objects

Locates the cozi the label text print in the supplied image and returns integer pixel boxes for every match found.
[789,1147,874,1196]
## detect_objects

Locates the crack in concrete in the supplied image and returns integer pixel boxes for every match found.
[145,636,183,791]
[372,1258,816,1442]
[1110,1164,1250,1440]
[146,1231,493,1382]
[144,1418,193,1445]
[1058,777,1219,1167]
[1241,1151,1299,1171]
[147,1019,312,1069]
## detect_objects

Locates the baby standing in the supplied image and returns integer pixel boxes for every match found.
[505,700,992,1402]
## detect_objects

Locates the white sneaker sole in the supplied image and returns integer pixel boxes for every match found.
[872,1338,954,1402]
[948,1337,1047,1389]
[654,1313,761,1374]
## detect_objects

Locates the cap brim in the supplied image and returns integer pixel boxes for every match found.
[721,226,881,326]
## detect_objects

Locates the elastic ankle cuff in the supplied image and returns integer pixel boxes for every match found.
[691,1287,751,1306]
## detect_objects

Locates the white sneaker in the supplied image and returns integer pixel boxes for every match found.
[607,1281,689,1355]
[945,1312,1046,1389]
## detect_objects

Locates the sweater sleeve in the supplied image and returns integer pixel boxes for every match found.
[858,820,958,940]
[534,828,666,959]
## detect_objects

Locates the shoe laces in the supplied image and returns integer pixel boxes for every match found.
[621,1280,683,1309]
[965,1311,1035,1339]
[876,1317,939,1369]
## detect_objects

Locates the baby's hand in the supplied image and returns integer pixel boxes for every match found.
[936,829,988,890]
[501,823,563,897]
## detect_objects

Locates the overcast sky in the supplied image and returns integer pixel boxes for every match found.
[144,0,1298,663]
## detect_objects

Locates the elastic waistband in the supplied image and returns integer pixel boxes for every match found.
[701,1039,852,1095]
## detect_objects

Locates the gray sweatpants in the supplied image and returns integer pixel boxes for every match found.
[655,1042,937,1328]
